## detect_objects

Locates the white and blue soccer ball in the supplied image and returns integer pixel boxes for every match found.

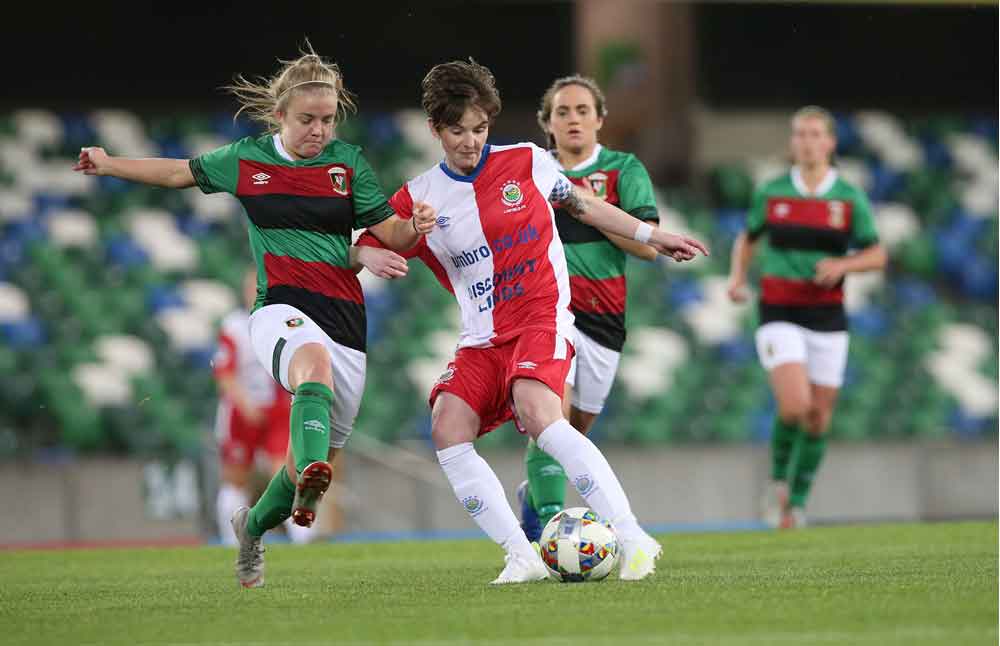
[539,507,619,582]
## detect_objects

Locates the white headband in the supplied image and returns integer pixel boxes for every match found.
[278,80,336,99]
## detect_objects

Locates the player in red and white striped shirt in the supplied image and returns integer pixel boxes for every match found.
[360,61,707,584]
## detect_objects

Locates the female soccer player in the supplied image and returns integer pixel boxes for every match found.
[359,60,707,583]
[517,75,662,543]
[727,106,886,529]
[74,45,435,587]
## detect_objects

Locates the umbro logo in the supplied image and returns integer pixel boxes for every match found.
[251,172,271,185]
[516,361,537,370]
[303,419,324,433]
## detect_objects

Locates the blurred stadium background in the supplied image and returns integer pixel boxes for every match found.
[0,0,995,546]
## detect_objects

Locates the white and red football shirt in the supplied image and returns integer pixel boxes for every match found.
[360,143,575,349]
[213,309,280,409]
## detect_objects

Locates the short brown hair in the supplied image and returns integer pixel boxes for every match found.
[421,59,502,129]
[537,75,608,147]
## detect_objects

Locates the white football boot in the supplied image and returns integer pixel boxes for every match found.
[620,532,663,581]
[490,549,549,585]
[760,480,789,529]
[231,506,265,588]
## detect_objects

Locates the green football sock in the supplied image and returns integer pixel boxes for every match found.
[789,433,827,508]
[525,439,566,526]
[291,382,333,474]
[771,418,801,482]
[246,468,295,537]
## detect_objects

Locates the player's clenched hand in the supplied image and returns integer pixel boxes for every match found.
[727,276,750,303]
[813,257,846,287]
[649,230,710,262]
[357,245,408,280]
[411,201,436,235]
[73,146,111,175]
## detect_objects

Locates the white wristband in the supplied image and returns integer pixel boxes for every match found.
[633,222,654,244]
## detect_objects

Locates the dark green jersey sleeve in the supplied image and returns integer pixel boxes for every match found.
[746,184,769,240]
[618,155,658,222]
[189,138,244,195]
[350,152,396,229]
[850,188,879,247]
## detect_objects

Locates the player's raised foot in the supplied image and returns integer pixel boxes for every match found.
[760,480,789,529]
[516,480,543,543]
[619,532,663,581]
[291,461,333,528]
[780,507,807,530]
[230,506,264,588]
[490,550,549,585]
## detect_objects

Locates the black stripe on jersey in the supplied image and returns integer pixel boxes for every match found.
[628,206,659,223]
[265,285,367,352]
[573,310,626,352]
[767,224,850,255]
[555,209,605,244]
[239,194,355,236]
[759,302,847,332]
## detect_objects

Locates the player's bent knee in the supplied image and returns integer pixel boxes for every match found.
[288,342,333,390]
[430,394,479,449]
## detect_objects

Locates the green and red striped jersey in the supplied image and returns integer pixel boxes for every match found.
[746,167,879,332]
[189,133,395,352]
[554,145,659,352]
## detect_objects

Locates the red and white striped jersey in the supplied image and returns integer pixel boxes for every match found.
[213,309,279,406]
[361,143,575,349]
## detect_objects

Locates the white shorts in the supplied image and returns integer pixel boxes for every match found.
[249,304,366,448]
[564,328,622,414]
[755,321,849,388]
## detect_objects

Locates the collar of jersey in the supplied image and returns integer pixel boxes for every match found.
[439,145,491,182]
[791,165,838,197]
[271,133,330,164]
[552,144,603,173]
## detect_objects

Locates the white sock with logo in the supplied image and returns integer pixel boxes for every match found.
[535,418,643,540]
[436,442,533,557]
[216,483,249,546]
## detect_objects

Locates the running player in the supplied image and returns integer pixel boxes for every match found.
[214,268,313,545]
[358,60,707,583]
[517,75,661,543]
[73,44,435,587]
[727,106,886,529]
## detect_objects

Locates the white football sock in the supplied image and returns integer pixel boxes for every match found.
[437,442,534,557]
[284,517,314,544]
[535,418,643,540]
[216,483,249,546]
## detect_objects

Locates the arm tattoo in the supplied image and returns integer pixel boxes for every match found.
[549,178,587,219]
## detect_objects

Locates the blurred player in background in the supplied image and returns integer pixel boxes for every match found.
[517,75,661,543]
[73,42,432,587]
[213,268,312,545]
[359,60,707,583]
[727,106,887,528]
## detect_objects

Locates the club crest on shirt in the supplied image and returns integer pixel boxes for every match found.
[586,172,608,200]
[285,317,305,328]
[828,201,846,228]
[501,180,523,207]
[328,166,349,196]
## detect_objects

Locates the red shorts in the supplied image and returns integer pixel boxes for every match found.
[217,395,291,468]
[429,329,574,436]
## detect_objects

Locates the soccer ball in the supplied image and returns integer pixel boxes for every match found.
[539,507,619,582]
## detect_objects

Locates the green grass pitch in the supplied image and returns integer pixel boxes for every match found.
[0,521,995,645]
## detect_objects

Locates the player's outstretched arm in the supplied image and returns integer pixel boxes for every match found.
[366,201,436,251]
[601,226,659,261]
[73,146,196,189]
[557,185,708,262]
